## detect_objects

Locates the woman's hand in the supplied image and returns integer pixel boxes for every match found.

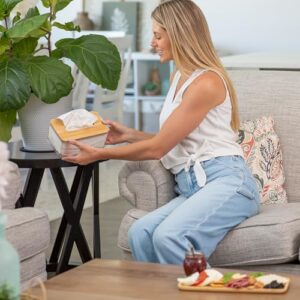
[103,120,132,145]
[62,140,102,165]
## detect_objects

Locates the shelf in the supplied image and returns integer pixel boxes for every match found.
[128,51,173,130]
[130,52,161,61]
[125,88,135,94]
[138,96,165,101]
[124,96,135,101]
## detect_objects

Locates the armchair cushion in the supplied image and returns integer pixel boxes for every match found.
[209,203,300,266]
[4,207,50,287]
[4,207,50,262]
[20,253,47,289]
[118,204,300,267]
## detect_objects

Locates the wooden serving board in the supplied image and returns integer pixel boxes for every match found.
[178,279,290,294]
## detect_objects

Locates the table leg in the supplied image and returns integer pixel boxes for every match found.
[50,166,93,273]
[92,163,101,258]
[19,168,45,207]
[49,167,83,265]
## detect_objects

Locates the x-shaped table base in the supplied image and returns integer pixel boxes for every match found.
[19,164,101,274]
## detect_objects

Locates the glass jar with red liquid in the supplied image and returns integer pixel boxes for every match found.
[183,250,207,276]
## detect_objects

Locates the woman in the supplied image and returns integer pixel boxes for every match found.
[63,0,260,265]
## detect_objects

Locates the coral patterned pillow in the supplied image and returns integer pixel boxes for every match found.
[237,116,287,205]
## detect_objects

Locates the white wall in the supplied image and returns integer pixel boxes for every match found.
[38,0,160,51]
[195,0,300,54]
[39,0,300,54]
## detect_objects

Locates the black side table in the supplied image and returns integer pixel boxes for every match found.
[9,141,102,274]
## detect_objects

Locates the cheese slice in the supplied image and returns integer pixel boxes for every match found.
[256,274,289,285]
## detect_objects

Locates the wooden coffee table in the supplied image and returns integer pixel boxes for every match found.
[30,259,300,299]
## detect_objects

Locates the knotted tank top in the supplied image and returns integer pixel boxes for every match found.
[159,68,243,187]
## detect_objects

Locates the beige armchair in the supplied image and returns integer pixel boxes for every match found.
[0,146,50,290]
[117,70,300,272]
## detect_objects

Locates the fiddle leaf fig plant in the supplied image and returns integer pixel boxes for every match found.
[0,0,121,141]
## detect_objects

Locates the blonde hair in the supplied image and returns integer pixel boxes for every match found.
[152,0,240,131]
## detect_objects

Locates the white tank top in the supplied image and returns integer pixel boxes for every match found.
[159,69,243,187]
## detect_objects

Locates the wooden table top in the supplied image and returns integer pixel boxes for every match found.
[29,259,300,300]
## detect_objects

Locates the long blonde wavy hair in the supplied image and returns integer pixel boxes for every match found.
[152,0,240,131]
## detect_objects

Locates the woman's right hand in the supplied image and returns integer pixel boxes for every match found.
[103,120,132,145]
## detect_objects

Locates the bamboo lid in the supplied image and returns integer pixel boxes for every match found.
[50,111,109,141]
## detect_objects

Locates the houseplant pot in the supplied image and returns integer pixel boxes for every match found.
[18,93,72,151]
[0,0,122,148]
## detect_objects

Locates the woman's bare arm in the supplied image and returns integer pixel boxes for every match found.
[63,71,225,165]
[104,120,154,145]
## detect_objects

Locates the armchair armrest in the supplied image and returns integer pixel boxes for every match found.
[118,160,176,212]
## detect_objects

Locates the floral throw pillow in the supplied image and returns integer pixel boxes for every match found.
[237,116,288,205]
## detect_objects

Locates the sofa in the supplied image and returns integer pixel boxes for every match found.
[0,158,50,290]
[117,69,300,272]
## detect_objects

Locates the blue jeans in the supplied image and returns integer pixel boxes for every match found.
[128,155,260,264]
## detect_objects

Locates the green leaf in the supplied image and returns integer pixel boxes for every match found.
[54,0,73,13]
[54,37,73,46]
[22,7,48,38]
[7,13,49,39]
[0,283,16,299]
[0,24,6,32]
[0,0,22,20]
[53,21,80,32]
[50,0,58,8]
[0,2,4,20]
[25,7,40,19]
[0,109,16,141]
[12,11,20,24]
[0,59,31,111]
[41,0,50,8]
[56,35,121,90]
[25,56,73,103]
[0,35,9,55]
[50,48,63,59]
[12,37,38,58]
[28,21,50,39]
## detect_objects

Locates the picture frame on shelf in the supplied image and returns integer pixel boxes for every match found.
[102,1,139,50]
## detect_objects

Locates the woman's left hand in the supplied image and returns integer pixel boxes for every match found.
[62,140,101,165]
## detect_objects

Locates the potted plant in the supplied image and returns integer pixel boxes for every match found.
[143,66,161,96]
[0,0,121,149]
[143,82,160,96]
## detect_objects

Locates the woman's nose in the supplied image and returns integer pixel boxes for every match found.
[150,38,156,48]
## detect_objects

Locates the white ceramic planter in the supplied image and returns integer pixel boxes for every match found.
[18,94,73,152]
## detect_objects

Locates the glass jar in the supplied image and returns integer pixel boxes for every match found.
[0,213,20,299]
[183,250,207,276]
